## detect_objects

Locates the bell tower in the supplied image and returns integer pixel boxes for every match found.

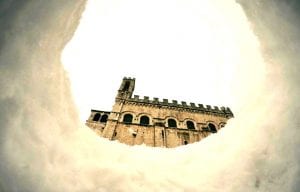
[116,77,135,101]
[102,77,135,139]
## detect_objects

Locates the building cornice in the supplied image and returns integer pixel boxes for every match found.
[114,95,234,118]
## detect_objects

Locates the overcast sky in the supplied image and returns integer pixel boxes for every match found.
[62,0,265,122]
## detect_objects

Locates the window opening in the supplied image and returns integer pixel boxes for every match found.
[93,113,101,121]
[123,114,133,123]
[100,114,108,123]
[208,123,217,133]
[168,119,177,128]
[122,81,130,91]
[140,115,150,125]
[187,121,195,129]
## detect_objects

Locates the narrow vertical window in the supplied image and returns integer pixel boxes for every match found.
[122,81,130,91]
[100,114,108,122]
[93,113,101,121]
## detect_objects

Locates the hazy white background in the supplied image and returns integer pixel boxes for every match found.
[62,0,265,122]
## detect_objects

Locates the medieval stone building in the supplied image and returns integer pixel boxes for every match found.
[86,77,233,148]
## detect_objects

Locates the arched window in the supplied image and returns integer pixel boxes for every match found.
[168,119,177,128]
[186,121,195,130]
[123,114,133,124]
[100,114,108,123]
[140,115,150,125]
[208,123,217,133]
[93,113,101,121]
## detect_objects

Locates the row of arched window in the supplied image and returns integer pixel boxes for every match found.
[92,113,108,123]
[122,113,217,131]
[165,118,197,129]
[123,114,150,125]
[92,112,219,132]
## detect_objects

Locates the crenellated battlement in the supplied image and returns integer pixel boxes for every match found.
[126,95,234,117]
[123,76,135,80]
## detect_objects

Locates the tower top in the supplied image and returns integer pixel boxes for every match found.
[116,77,135,100]
[123,77,135,80]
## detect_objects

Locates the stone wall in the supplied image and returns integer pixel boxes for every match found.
[87,100,230,147]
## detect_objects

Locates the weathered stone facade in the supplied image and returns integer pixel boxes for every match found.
[86,77,233,148]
